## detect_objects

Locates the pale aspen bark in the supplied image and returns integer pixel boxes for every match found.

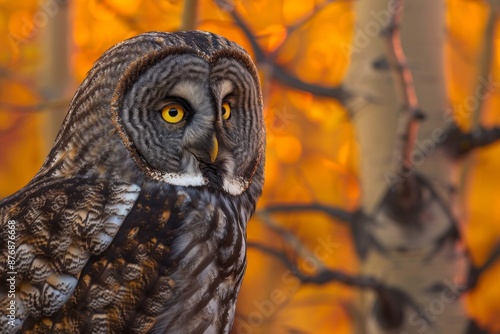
[343,0,399,214]
[343,0,469,333]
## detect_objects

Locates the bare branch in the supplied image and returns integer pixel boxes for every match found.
[247,241,368,287]
[466,126,500,150]
[269,0,336,59]
[478,244,500,274]
[215,2,346,101]
[466,244,500,290]
[251,208,430,328]
[444,125,500,157]
[259,203,354,223]
[247,241,431,325]
[256,212,329,270]
[247,242,308,280]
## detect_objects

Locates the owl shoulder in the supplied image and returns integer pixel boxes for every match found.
[0,176,140,331]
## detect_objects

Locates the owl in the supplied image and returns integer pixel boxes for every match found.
[0,31,265,333]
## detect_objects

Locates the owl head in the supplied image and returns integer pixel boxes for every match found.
[46,31,265,196]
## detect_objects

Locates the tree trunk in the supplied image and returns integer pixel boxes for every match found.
[343,0,469,333]
[39,0,72,152]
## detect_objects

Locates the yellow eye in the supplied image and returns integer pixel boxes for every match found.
[161,104,185,124]
[222,102,231,120]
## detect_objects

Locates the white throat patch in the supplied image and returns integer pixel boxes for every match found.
[161,172,206,187]
[222,177,248,196]
[160,172,247,195]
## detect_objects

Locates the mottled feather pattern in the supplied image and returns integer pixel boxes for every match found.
[0,179,140,332]
[7,182,253,333]
[0,30,264,333]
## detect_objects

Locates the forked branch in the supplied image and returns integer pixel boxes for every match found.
[259,203,354,224]
[248,241,431,326]
[269,0,336,59]
[466,244,500,290]
[215,0,346,101]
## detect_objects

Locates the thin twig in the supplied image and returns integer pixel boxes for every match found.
[0,99,70,113]
[215,2,346,101]
[256,212,328,270]
[248,241,431,323]
[269,0,336,59]
[259,203,354,223]
[478,244,500,274]
[460,6,498,191]
[247,242,308,279]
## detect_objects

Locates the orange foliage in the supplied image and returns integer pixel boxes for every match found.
[1,0,500,333]
[447,0,500,329]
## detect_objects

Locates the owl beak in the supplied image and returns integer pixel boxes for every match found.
[210,135,218,162]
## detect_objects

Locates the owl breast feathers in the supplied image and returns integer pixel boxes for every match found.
[0,31,265,333]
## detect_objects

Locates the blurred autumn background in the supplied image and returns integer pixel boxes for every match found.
[1,0,500,333]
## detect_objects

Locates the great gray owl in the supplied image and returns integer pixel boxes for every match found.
[0,31,265,333]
